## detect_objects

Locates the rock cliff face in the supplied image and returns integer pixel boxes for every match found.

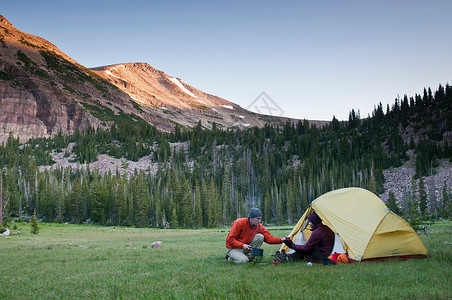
[0,14,151,141]
[0,15,301,142]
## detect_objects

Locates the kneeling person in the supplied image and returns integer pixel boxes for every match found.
[281,212,334,262]
[226,208,284,263]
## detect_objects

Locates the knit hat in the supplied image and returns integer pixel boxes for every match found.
[248,208,263,219]
[308,212,322,225]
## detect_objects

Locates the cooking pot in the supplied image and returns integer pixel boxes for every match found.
[251,247,263,257]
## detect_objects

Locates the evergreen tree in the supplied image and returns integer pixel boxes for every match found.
[427,177,437,219]
[200,178,209,226]
[418,177,427,216]
[209,178,220,227]
[153,184,162,227]
[387,191,400,215]
[55,181,65,224]
[133,173,149,228]
[299,177,308,214]
[31,208,39,234]
[368,165,378,195]
[171,207,178,228]
[222,165,232,224]
[90,176,105,224]
[286,179,295,224]
[113,176,127,226]
[180,177,193,228]
[440,182,450,219]
[405,178,422,230]
[194,182,203,228]
[275,187,283,225]
[81,173,91,223]
[262,190,272,224]
[69,177,83,223]
[5,169,20,217]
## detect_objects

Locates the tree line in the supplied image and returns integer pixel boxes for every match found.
[0,84,451,228]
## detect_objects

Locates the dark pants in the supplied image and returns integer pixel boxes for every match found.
[287,246,325,262]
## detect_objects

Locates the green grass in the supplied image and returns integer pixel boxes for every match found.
[0,222,451,299]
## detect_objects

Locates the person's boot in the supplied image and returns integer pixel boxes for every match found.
[275,250,288,262]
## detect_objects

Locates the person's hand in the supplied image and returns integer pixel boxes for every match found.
[242,244,251,250]
[282,238,295,249]
[281,237,290,243]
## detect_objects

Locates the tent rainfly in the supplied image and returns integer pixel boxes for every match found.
[280,187,427,261]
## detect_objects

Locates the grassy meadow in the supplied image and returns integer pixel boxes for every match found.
[0,222,451,299]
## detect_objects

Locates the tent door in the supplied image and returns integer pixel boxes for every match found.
[331,234,346,254]
[287,231,307,255]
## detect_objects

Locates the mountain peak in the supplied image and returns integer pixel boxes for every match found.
[0,15,301,142]
[0,15,15,29]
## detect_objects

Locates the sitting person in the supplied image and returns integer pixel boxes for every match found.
[277,212,335,262]
[226,208,284,263]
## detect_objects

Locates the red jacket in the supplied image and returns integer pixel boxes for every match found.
[226,218,282,249]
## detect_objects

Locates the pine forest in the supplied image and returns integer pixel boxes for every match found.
[0,84,451,229]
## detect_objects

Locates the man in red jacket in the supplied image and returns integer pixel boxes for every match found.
[226,208,284,263]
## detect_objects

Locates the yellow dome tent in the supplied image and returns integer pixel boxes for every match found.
[280,187,427,261]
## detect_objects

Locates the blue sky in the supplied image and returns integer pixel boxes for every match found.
[2,0,451,120]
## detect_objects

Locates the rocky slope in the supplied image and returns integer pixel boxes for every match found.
[90,63,288,130]
[380,157,452,208]
[0,15,179,142]
[0,15,307,143]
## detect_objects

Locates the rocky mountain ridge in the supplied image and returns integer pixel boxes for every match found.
[0,14,158,142]
[0,15,306,143]
[91,63,283,130]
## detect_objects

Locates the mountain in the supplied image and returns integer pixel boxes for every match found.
[0,15,168,141]
[90,63,290,130]
[0,15,305,143]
